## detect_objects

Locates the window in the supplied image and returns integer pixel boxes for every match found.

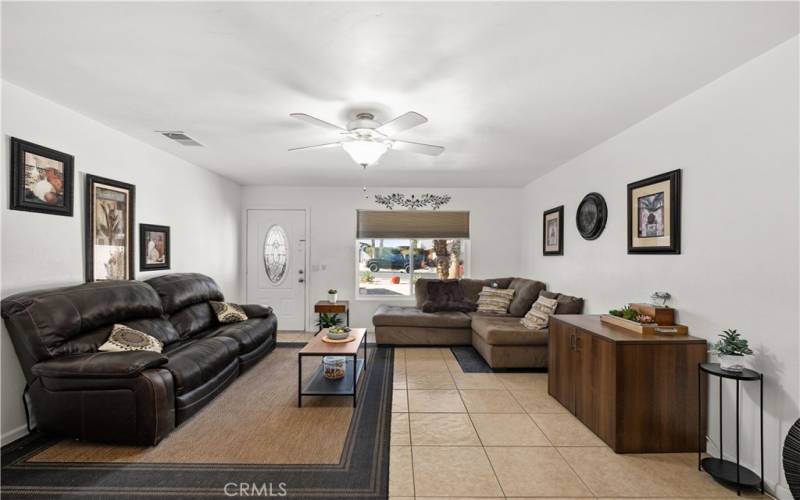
[264,225,288,283]
[357,239,467,296]
[356,210,469,297]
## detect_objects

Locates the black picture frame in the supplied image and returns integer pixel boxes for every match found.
[139,224,171,271]
[627,169,681,254]
[576,192,608,240]
[543,205,564,256]
[85,174,136,282]
[9,137,74,216]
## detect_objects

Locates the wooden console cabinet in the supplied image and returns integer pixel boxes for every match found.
[548,315,707,453]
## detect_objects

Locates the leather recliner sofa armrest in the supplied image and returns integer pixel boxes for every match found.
[241,304,274,319]
[32,351,168,379]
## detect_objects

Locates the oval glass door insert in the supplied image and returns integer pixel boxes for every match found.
[264,225,288,283]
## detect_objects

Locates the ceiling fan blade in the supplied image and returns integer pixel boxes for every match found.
[391,140,444,156]
[376,111,428,136]
[289,113,346,132]
[288,142,343,152]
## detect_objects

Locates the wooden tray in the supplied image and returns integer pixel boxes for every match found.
[321,335,356,344]
[601,314,689,335]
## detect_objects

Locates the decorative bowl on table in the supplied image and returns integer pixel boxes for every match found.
[326,326,351,340]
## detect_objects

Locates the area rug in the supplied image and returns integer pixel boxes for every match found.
[1,345,393,499]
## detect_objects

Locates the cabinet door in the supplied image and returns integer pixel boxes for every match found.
[574,330,594,429]
[548,319,576,412]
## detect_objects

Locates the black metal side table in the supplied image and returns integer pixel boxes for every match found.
[698,362,764,495]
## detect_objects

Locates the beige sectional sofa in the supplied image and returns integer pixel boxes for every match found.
[372,277,583,369]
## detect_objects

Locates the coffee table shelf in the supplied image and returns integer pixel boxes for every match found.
[298,327,367,408]
[302,358,364,396]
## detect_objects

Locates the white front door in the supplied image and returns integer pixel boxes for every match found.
[246,209,307,331]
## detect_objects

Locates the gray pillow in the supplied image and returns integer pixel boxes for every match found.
[507,278,546,317]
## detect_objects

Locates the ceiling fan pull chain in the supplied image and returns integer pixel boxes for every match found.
[362,165,369,199]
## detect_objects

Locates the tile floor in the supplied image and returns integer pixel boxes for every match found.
[389,347,765,499]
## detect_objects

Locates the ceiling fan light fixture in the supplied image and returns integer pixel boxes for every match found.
[341,140,390,167]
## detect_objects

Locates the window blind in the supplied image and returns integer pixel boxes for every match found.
[356,210,470,239]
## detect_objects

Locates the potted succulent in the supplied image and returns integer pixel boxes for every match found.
[710,329,753,372]
[316,313,342,330]
[328,288,338,303]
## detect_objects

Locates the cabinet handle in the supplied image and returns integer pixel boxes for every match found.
[570,333,576,350]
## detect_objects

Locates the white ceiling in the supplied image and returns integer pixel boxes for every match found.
[2,2,797,187]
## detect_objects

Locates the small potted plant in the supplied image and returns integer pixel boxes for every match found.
[328,288,338,303]
[710,329,753,372]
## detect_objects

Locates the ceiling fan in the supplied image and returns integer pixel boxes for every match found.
[288,111,444,167]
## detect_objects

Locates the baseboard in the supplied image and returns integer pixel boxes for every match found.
[1,424,29,446]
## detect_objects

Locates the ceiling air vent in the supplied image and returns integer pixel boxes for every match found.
[156,131,203,147]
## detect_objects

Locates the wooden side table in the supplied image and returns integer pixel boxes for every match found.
[314,300,350,333]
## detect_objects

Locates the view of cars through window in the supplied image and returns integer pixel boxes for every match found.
[357,238,466,296]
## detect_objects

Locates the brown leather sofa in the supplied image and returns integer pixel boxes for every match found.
[372,277,582,369]
[1,273,277,445]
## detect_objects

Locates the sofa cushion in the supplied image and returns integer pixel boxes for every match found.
[98,324,163,353]
[520,296,559,330]
[146,273,224,314]
[422,280,476,313]
[168,302,217,338]
[507,278,546,316]
[540,291,585,315]
[212,316,276,354]
[472,316,549,346]
[163,336,239,395]
[1,281,166,363]
[372,305,471,329]
[477,286,515,314]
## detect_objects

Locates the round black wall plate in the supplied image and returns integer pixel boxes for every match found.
[576,192,607,240]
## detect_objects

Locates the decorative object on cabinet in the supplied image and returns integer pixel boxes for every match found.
[139,224,170,271]
[628,169,681,254]
[698,363,763,495]
[543,205,564,255]
[575,192,607,240]
[85,174,135,281]
[650,291,672,306]
[9,137,74,216]
[328,288,338,303]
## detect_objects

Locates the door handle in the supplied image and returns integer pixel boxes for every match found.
[298,278,305,283]
[298,269,304,274]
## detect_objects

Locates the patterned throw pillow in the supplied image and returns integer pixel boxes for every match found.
[210,301,248,323]
[476,286,515,314]
[98,324,163,353]
[520,296,559,330]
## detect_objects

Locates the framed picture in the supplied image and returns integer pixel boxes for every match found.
[543,205,564,256]
[85,174,136,281]
[627,169,681,254]
[139,224,170,271]
[9,137,74,216]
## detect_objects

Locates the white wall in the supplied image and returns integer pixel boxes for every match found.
[520,38,799,498]
[0,81,242,443]
[240,186,523,329]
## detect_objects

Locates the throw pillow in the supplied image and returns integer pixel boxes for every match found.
[210,301,248,323]
[98,324,163,353]
[476,286,515,314]
[520,295,559,330]
[422,280,477,313]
